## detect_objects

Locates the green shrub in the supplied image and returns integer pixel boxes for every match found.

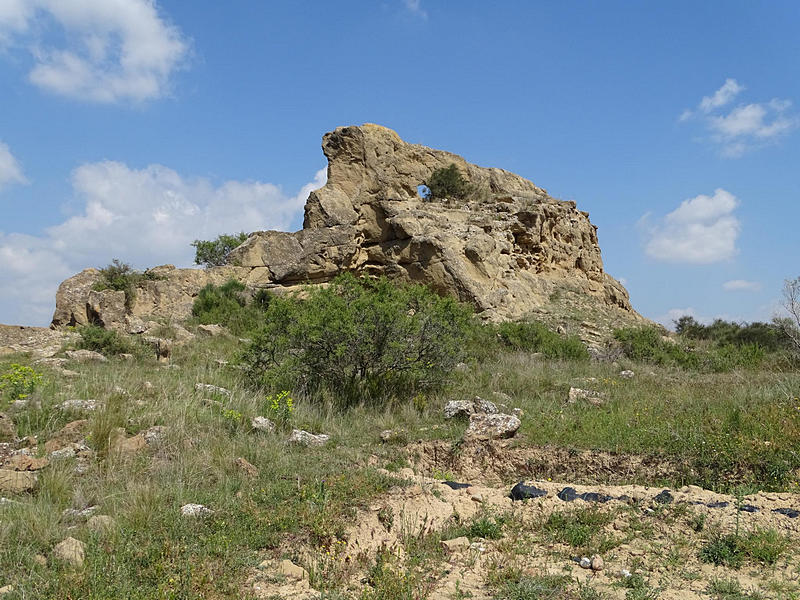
[191,279,270,335]
[424,163,471,201]
[675,316,788,352]
[75,325,143,357]
[0,364,42,404]
[93,259,164,308]
[699,529,787,568]
[241,273,473,407]
[191,232,249,267]
[496,321,589,360]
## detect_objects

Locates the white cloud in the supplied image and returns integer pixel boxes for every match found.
[403,0,427,18]
[723,279,762,292]
[0,141,26,189]
[0,163,326,325]
[699,78,744,112]
[0,0,188,103]
[678,79,798,157]
[643,188,740,264]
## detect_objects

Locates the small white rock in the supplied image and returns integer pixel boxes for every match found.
[579,556,592,569]
[619,370,635,379]
[180,503,212,517]
[288,429,329,447]
[251,416,276,433]
[194,383,231,397]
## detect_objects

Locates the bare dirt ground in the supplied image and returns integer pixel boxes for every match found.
[249,442,800,599]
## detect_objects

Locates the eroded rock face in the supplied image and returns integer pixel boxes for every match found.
[51,124,642,334]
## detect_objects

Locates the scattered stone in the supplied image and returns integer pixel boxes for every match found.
[143,426,167,445]
[774,508,800,518]
[619,568,632,578]
[706,501,729,509]
[379,429,406,442]
[44,420,88,453]
[251,416,276,433]
[0,414,15,443]
[581,491,613,503]
[279,559,308,580]
[197,324,227,337]
[579,557,592,569]
[590,555,604,571]
[118,353,135,361]
[109,429,147,455]
[471,396,498,414]
[86,515,116,534]
[235,457,259,477]
[288,429,329,447]
[510,481,547,501]
[739,504,759,513]
[124,314,148,334]
[194,383,232,397]
[443,400,474,420]
[0,469,37,493]
[4,455,49,471]
[619,370,635,379]
[52,537,86,567]
[653,490,674,504]
[180,503,212,517]
[464,412,520,440]
[0,585,12,596]
[442,481,471,490]
[471,493,484,503]
[441,537,471,554]
[568,387,604,405]
[58,399,98,412]
[65,349,107,363]
[557,487,579,502]
[62,506,99,520]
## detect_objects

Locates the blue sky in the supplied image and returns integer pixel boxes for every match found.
[0,1,798,327]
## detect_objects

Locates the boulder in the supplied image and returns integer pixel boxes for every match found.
[251,416,275,433]
[443,396,498,420]
[279,559,308,580]
[3,454,49,472]
[180,503,212,517]
[197,324,227,337]
[441,537,470,554]
[464,413,520,440]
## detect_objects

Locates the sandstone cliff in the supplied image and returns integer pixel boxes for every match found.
[51,124,642,340]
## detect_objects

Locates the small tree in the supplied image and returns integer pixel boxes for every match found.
[776,277,800,353]
[192,232,249,268]
[424,163,471,201]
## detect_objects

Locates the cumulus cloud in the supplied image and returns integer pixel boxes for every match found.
[723,279,762,292]
[0,0,188,103]
[643,188,740,264]
[0,163,326,325]
[0,141,26,189]
[679,79,798,157]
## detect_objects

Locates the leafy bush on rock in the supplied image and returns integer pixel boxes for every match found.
[191,279,271,336]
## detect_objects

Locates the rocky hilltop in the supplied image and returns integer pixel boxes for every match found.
[51,124,642,339]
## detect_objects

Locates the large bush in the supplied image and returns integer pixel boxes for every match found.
[675,316,787,352]
[192,232,249,268]
[191,279,271,335]
[75,325,144,357]
[240,274,473,406]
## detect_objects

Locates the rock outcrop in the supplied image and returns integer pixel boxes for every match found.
[50,124,642,337]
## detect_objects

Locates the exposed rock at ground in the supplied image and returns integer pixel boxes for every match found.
[0,414,15,443]
[443,396,498,420]
[3,454,49,472]
[279,559,308,580]
[52,537,85,567]
[441,536,470,554]
[0,324,74,358]
[194,383,231,397]
[58,399,98,412]
[109,429,147,455]
[50,125,643,340]
[44,420,88,454]
[0,469,37,493]
[567,386,604,406]
[65,349,106,363]
[288,429,330,447]
[197,324,227,337]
